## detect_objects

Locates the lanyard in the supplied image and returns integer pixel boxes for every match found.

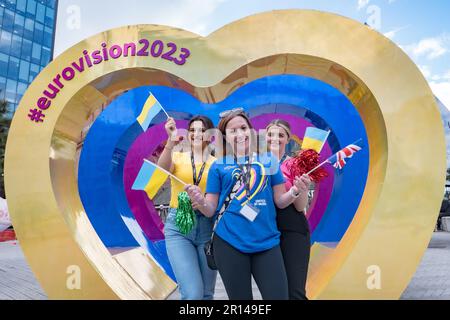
[191,153,207,186]
[235,155,252,200]
[280,154,288,164]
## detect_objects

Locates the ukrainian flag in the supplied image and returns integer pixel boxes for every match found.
[132,159,169,199]
[301,127,330,153]
[136,93,164,131]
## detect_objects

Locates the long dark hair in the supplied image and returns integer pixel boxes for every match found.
[188,115,214,132]
[188,115,215,156]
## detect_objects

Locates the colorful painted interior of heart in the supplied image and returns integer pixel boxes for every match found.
[78,74,369,280]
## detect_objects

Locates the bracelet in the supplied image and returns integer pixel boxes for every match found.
[289,188,300,199]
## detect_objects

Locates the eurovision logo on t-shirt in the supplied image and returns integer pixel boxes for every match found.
[232,161,268,207]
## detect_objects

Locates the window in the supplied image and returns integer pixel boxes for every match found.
[26,0,37,17]
[41,46,51,66]
[8,56,20,78]
[29,63,40,82]
[10,35,22,58]
[24,18,35,40]
[19,60,30,82]
[45,7,55,26]
[21,38,32,61]
[13,13,24,37]
[46,0,56,9]
[16,81,28,104]
[0,7,4,26]
[34,22,44,43]
[32,43,41,65]
[2,9,15,33]
[16,0,27,13]
[8,104,17,116]
[5,79,17,103]
[0,31,12,54]
[36,3,46,24]
[0,53,9,77]
[0,77,6,99]
[17,81,27,95]
[43,26,53,47]
[5,0,16,9]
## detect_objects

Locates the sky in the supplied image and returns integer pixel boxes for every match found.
[54,0,450,109]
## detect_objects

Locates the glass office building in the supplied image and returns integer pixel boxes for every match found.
[0,0,58,118]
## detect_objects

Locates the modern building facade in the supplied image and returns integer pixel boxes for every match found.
[0,0,58,118]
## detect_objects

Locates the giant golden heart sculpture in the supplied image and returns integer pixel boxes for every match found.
[5,10,445,299]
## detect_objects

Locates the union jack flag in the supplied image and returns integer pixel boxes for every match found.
[328,141,363,170]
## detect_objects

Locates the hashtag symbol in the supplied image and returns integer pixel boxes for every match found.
[28,109,45,123]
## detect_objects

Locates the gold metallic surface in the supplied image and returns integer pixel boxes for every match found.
[5,10,445,299]
[113,248,176,299]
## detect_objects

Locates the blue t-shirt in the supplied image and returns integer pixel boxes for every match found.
[206,152,285,253]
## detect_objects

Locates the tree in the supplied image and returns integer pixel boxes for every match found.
[0,96,11,199]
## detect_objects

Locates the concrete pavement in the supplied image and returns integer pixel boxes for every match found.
[1,232,450,300]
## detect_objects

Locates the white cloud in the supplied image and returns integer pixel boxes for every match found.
[431,81,450,111]
[161,0,226,34]
[383,25,409,40]
[419,65,432,79]
[404,34,450,60]
[358,0,395,10]
[357,0,370,11]
[54,0,225,56]
[444,70,450,80]
[413,66,450,110]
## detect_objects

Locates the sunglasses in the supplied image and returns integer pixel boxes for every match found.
[219,108,246,118]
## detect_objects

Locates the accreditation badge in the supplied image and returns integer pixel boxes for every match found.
[240,203,260,222]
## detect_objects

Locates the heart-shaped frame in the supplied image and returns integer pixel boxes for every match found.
[5,10,445,299]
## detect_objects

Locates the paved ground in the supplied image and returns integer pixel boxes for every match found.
[167,274,262,300]
[1,232,450,300]
[401,231,450,300]
[0,240,47,300]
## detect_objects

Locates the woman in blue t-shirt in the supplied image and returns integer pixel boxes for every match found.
[184,109,307,300]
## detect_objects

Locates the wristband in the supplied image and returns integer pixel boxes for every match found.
[290,188,300,198]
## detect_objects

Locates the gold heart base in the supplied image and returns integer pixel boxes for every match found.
[5,10,445,299]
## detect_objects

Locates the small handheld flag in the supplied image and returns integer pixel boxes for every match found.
[327,142,363,170]
[306,139,363,175]
[136,92,170,131]
[301,127,330,153]
[133,159,194,234]
[132,159,187,199]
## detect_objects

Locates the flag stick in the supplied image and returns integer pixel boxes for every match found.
[143,159,188,186]
[306,159,329,176]
[160,104,171,119]
[305,138,363,176]
[150,92,170,119]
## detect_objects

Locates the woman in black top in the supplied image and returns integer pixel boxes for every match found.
[266,119,312,300]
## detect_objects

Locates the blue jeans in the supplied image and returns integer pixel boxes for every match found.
[164,208,217,300]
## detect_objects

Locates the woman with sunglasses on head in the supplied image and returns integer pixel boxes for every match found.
[158,115,217,300]
[266,119,312,300]
[185,109,307,300]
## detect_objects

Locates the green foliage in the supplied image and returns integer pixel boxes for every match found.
[0,97,11,199]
